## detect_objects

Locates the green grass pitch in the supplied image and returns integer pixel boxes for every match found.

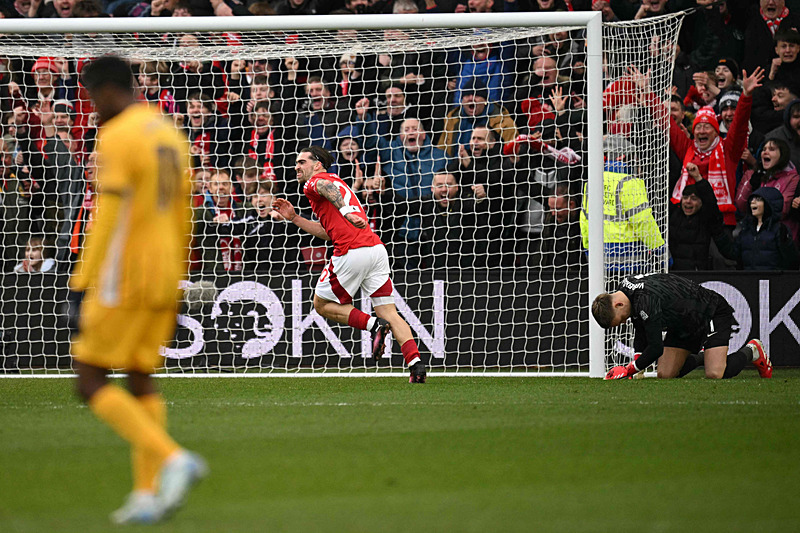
[1,370,799,533]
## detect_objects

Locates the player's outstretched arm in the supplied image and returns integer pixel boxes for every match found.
[316,179,367,229]
[272,198,331,241]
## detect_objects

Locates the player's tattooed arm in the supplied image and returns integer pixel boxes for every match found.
[316,179,346,209]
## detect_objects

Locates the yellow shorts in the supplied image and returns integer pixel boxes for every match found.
[72,297,178,373]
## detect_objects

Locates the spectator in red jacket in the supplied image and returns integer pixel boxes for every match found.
[669,68,765,228]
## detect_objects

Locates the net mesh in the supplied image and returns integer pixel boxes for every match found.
[0,14,682,375]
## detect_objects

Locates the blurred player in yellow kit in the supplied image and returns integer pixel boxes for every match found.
[68,55,207,525]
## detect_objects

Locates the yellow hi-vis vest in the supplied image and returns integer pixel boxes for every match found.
[579,170,665,252]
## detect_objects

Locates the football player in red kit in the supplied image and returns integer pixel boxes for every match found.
[272,146,427,383]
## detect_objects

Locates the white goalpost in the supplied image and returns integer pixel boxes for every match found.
[0,12,682,377]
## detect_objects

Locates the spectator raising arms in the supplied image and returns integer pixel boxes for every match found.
[669,67,765,228]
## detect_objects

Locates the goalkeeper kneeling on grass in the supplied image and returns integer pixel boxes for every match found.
[592,272,773,380]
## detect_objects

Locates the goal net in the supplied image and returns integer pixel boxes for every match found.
[0,13,682,376]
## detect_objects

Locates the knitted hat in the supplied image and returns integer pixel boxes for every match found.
[31,57,58,74]
[718,90,741,110]
[461,78,489,102]
[52,100,74,115]
[692,106,720,134]
[716,57,740,79]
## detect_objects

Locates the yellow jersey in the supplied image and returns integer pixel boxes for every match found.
[70,103,192,309]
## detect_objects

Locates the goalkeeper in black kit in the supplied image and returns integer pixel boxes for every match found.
[592,273,773,379]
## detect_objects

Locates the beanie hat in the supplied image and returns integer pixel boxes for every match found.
[716,57,740,79]
[52,100,74,115]
[692,106,720,134]
[718,90,741,110]
[461,78,489,102]
[31,57,58,74]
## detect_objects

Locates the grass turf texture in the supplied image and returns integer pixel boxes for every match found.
[1,371,799,533]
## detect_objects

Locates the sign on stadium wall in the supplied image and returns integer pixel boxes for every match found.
[1,271,798,368]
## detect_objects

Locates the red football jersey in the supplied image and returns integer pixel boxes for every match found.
[304,172,383,256]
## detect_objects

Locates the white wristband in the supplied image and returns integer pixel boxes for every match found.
[339,205,359,216]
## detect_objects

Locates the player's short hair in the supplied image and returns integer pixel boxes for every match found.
[591,293,615,329]
[81,55,134,93]
[299,145,334,170]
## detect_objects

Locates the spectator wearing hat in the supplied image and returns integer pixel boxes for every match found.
[669,68,765,228]
[669,179,730,271]
[717,90,765,179]
[741,0,800,75]
[437,79,517,158]
[22,57,75,108]
[735,136,800,241]
[716,58,742,92]
[765,98,800,168]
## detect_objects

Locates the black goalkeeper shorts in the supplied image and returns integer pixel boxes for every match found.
[664,302,739,353]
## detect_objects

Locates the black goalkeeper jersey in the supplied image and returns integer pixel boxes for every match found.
[617,273,726,369]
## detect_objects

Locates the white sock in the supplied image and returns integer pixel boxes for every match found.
[366,317,377,331]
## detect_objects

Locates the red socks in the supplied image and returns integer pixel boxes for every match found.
[401,339,421,366]
[348,308,371,330]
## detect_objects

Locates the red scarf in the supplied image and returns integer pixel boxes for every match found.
[671,137,735,212]
[762,6,789,35]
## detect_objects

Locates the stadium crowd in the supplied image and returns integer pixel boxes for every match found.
[1,0,800,275]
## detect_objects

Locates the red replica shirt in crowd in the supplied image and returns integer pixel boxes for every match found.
[304,172,382,256]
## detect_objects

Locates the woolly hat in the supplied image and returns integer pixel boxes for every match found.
[716,57,740,78]
[52,100,74,115]
[461,78,489,102]
[718,90,741,110]
[31,57,58,74]
[692,106,719,134]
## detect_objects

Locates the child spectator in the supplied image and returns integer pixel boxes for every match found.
[212,182,301,272]
[729,187,800,270]
[735,137,800,241]
[13,236,55,273]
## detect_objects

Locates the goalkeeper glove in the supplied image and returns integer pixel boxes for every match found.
[604,362,638,380]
